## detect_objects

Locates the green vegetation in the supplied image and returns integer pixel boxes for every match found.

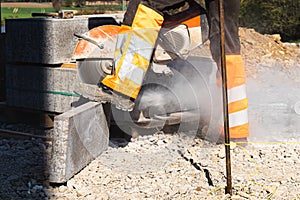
[239,0,300,42]
[195,0,299,42]
[1,4,123,26]
[2,7,56,23]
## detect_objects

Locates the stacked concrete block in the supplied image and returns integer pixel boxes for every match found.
[5,14,123,112]
[50,102,109,183]
[5,14,122,64]
[0,34,5,101]
[6,64,79,113]
[5,17,87,64]
[4,16,116,183]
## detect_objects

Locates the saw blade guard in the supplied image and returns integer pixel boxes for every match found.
[73,25,119,60]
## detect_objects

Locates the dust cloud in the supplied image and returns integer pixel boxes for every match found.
[247,63,300,142]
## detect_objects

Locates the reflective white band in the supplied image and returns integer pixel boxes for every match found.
[117,53,133,82]
[116,31,154,85]
[116,32,154,60]
[229,109,249,128]
[118,63,145,85]
[227,84,247,104]
[129,31,153,60]
[118,53,145,85]
[115,33,127,50]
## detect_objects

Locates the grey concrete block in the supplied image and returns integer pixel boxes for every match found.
[49,102,109,183]
[0,33,5,101]
[5,14,123,64]
[5,17,87,64]
[6,64,79,113]
[0,34,5,63]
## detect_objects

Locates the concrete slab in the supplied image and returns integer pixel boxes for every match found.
[49,102,109,183]
[5,14,122,64]
[5,17,87,64]
[6,64,79,113]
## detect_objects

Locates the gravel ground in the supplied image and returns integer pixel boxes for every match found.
[0,122,300,200]
[0,122,51,200]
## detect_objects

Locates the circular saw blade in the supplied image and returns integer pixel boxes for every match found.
[77,59,112,85]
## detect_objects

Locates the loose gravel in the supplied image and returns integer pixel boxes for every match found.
[1,124,300,200]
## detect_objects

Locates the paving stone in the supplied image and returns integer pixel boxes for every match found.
[49,102,109,183]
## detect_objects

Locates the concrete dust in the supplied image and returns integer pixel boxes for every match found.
[136,57,218,118]
[240,28,300,142]
[139,27,300,142]
[247,65,300,142]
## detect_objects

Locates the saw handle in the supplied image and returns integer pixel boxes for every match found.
[74,33,104,49]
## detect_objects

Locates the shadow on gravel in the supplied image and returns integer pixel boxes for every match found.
[0,132,51,199]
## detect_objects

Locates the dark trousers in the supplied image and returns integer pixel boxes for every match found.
[123,0,241,66]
